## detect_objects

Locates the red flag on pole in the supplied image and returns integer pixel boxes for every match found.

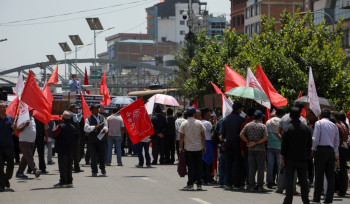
[298,91,307,118]
[100,72,111,106]
[192,98,199,110]
[80,92,91,123]
[210,81,225,96]
[120,98,154,144]
[6,97,19,118]
[47,65,58,86]
[33,84,54,124]
[224,64,246,92]
[255,64,287,107]
[21,70,51,122]
[84,67,90,94]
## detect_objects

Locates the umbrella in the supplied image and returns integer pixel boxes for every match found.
[294,96,336,110]
[225,86,270,102]
[148,94,180,107]
[110,97,134,106]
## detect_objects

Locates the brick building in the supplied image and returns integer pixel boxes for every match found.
[230,0,248,34]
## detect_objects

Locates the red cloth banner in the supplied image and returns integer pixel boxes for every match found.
[120,98,154,145]
[100,72,111,106]
[47,65,58,86]
[255,64,287,107]
[224,64,246,92]
[298,91,307,118]
[80,93,92,123]
[84,67,90,94]
[193,98,199,110]
[6,96,19,118]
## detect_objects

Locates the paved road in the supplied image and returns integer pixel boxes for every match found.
[1,152,349,204]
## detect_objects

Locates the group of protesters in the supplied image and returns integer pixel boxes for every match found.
[1,97,350,204]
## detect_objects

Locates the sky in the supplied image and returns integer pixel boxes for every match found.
[0,0,230,81]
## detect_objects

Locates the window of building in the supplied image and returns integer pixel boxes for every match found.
[220,22,225,28]
[251,24,255,35]
[256,3,261,15]
[233,16,236,27]
[180,30,185,35]
[241,14,244,25]
[180,20,185,25]
[245,8,250,19]
[179,10,184,14]
[251,6,255,18]
[237,15,240,26]
[245,25,250,36]
[256,22,260,34]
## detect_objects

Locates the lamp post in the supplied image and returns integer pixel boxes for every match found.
[58,42,72,79]
[0,38,7,43]
[46,55,57,63]
[300,11,335,33]
[69,35,84,74]
[86,18,103,65]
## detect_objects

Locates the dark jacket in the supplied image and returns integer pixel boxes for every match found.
[0,115,14,147]
[220,112,244,146]
[281,120,312,161]
[151,113,167,138]
[166,115,176,138]
[54,121,76,155]
[87,114,106,143]
[35,118,46,140]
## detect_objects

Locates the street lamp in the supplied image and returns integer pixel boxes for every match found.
[69,35,84,73]
[46,55,57,63]
[300,11,335,33]
[59,42,72,79]
[0,38,7,43]
[86,18,103,65]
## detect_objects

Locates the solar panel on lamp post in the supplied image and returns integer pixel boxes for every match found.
[86,18,103,65]
[59,42,72,80]
[69,35,84,74]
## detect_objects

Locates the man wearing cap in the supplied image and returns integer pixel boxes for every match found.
[69,104,84,173]
[220,103,244,190]
[240,110,268,192]
[69,74,80,92]
[84,104,108,177]
[179,107,206,191]
[151,105,167,165]
[52,111,76,187]
[15,109,42,178]
[0,101,15,192]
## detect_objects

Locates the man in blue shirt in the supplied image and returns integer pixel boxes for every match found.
[69,74,80,92]
[0,101,15,192]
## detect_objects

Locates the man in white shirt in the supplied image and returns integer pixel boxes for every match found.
[175,110,186,159]
[15,109,42,178]
[84,105,108,177]
[200,108,214,185]
[106,107,124,166]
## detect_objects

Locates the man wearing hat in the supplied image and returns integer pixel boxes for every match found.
[220,102,244,190]
[240,110,268,192]
[151,105,167,165]
[0,101,15,192]
[179,107,206,191]
[52,111,76,187]
[69,104,83,173]
[84,104,108,177]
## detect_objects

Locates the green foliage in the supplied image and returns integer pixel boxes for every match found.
[173,10,350,111]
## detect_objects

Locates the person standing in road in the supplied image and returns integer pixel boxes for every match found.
[165,108,176,164]
[312,108,339,204]
[84,104,108,177]
[106,107,124,166]
[240,110,268,192]
[281,107,312,204]
[15,109,42,178]
[52,111,76,187]
[175,110,186,159]
[69,104,84,173]
[135,136,151,168]
[69,74,80,92]
[151,105,167,165]
[0,101,15,192]
[179,107,206,191]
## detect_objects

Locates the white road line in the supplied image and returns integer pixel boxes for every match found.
[190,198,211,204]
[141,177,157,183]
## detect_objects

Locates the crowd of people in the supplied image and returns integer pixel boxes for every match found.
[1,98,349,204]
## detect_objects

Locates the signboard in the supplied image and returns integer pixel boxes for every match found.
[90,66,102,80]
[62,80,70,91]
[204,94,222,109]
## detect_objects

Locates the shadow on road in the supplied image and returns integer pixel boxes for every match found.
[31,187,74,191]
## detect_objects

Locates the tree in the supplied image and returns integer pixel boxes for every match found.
[173,10,350,111]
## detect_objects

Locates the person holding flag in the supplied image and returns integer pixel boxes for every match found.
[84,104,108,177]
[0,101,15,192]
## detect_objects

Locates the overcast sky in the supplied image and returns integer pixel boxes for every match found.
[0,0,230,80]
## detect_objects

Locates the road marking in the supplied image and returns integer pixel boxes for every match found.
[141,177,157,183]
[190,198,211,204]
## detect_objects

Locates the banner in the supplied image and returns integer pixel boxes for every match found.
[120,98,154,144]
[308,67,321,116]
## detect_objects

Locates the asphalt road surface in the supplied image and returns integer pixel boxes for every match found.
[1,151,349,204]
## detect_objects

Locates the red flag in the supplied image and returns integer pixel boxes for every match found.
[80,93,91,123]
[33,84,54,124]
[255,64,287,107]
[21,70,51,122]
[346,110,350,122]
[224,64,246,92]
[298,91,307,118]
[210,81,225,95]
[84,67,90,94]
[120,98,154,144]
[193,98,199,110]
[210,81,233,117]
[99,72,111,106]
[6,97,19,118]
[47,65,58,86]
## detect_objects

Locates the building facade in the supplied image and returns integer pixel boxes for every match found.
[208,14,227,38]
[230,0,248,34]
